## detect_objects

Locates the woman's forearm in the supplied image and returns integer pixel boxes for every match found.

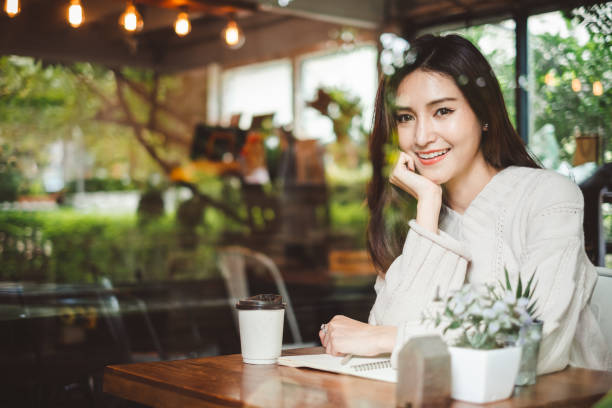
[376,325,398,354]
[415,189,442,233]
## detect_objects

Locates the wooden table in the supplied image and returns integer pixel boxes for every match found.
[104,347,612,407]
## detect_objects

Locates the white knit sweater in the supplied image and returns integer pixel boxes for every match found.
[369,166,612,373]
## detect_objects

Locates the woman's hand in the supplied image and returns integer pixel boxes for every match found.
[389,151,442,233]
[319,315,397,357]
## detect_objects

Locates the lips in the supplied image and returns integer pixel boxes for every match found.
[416,148,450,165]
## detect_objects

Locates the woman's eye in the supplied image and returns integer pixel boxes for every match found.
[435,107,454,116]
[395,113,414,123]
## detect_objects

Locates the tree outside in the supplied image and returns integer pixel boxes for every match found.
[531,14,611,165]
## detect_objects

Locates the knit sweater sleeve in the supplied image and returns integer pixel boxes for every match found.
[519,171,598,374]
[368,220,471,367]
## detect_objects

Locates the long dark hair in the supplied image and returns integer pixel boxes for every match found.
[367,34,540,274]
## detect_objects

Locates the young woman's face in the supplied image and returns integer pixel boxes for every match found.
[394,69,484,185]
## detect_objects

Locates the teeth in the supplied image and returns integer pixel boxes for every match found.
[418,149,449,159]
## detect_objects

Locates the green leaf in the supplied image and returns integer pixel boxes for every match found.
[527,302,539,317]
[448,320,461,330]
[529,282,539,300]
[516,273,523,299]
[504,268,512,291]
[525,271,536,298]
[469,332,488,349]
[497,279,505,294]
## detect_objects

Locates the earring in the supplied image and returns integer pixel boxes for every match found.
[483,123,489,132]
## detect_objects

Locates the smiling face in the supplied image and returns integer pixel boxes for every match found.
[394,69,486,186]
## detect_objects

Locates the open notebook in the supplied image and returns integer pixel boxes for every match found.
[277,353,397,383]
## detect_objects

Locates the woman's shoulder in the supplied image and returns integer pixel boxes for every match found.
[504,166,583,209]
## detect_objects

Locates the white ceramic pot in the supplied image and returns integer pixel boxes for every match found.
[449,346,522,404]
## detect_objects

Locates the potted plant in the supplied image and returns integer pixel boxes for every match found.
[424,271,539,403]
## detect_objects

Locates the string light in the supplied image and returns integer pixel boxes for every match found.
[4,0,20,17]
[119,1,143,33]
[222,19,245,49]
[174,11,191,37]
[68,0,84,28]
[593,81,603,96]
[571,78,581,92]
[6,0,253,53]
[544,71,555,86]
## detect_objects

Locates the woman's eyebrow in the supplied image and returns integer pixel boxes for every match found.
[395,97,458,111]
[426,97,457,106]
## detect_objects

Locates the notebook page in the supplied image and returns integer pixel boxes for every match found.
[277,353,397,383]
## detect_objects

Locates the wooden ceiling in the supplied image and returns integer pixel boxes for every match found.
[388,0,608,37]
[0,0,606,72]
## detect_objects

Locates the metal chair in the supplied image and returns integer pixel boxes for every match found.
[98,277,166,362]
[217,246,305,346]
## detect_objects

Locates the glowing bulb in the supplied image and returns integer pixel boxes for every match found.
[571,78,581,93]
[225,24,239,45]
[119,2,143,33]
[593,81,603,96]
[68,0,84,28]
[174,12,191,37]
[125,13,137,31]
[544,71,554,86]
[4,0,19,17]
[222,19,245,49]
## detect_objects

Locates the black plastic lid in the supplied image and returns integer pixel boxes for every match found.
[236,294,286,310]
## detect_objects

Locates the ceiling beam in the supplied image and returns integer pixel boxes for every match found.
[159,16,374,71]
[136,0,259,16]
[253,0,384,29]
[0,18,157,69]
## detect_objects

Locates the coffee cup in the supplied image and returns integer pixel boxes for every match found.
[236,294,286,364]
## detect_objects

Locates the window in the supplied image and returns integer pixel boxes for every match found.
[298,46,378,143]
[528,10,611,176]
[221,59,292,129]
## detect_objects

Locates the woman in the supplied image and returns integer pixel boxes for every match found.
[319,34,610,374]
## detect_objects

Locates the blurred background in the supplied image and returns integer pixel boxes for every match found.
[0,0,610,406]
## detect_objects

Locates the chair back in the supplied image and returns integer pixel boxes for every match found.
[217,246,303,345]
[591,267,612,353]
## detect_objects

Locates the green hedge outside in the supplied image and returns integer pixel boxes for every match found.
[0,210,220,283]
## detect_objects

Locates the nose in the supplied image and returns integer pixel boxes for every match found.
[414,118,436,147]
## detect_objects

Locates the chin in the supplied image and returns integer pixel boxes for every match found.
[419,169,449,185]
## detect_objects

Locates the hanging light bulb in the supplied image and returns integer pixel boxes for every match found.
[174,11,191,37]
[119,1,143,33]
[4,0,20,17]
[593,81,603,96]
[571,78,581,93]
[222,19,245,49]
[67,0,84,28]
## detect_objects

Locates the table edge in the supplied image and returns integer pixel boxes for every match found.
[104,364,243,407]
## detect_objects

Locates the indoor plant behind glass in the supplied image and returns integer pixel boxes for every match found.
[424,271,539,404]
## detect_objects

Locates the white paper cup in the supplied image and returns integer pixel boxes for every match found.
[236,294,286,364]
